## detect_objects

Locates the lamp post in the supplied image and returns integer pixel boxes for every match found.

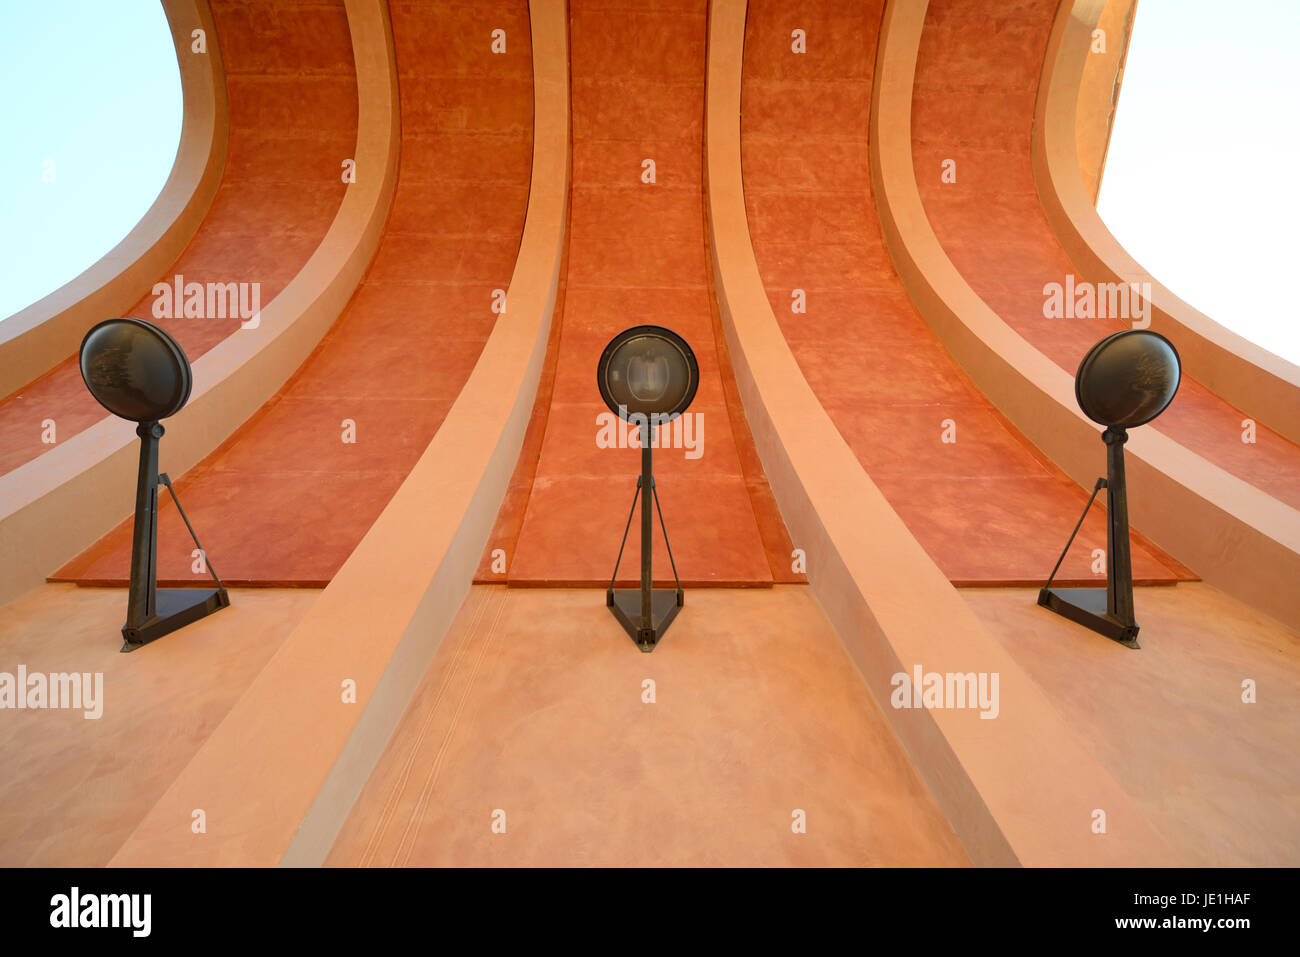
[1038,328,1181,648]
[597,325,699,652]
[80,318,229,651]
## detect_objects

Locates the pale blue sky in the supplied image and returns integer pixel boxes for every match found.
[1099,0,1300,365]
[0,0,181,320]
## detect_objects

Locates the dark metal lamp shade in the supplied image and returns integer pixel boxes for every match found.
[1075,329,1181,428]
[597,325,699,421]
[80,317,193,423]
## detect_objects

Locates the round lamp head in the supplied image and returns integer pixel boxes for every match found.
[597,325,699,421]
[80,318,193,423]
[1075,329,1181,429]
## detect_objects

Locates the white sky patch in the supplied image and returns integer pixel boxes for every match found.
[1098,0,1300,365]
[0,0,181,320]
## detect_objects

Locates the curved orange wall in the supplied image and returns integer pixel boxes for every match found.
[53,0,536,588]
[0,0,228,400]
[912,0,1300,509]
[0,0,400,607]
[870,0,1300,629]
[1035,0,1300,445]
[490,0,797,589]
[0,0,357,477]
[738,0,1188,587]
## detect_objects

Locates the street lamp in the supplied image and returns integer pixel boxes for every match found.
[1038,328,1181,647]
[80,318,229,651]
[597,325,699,652]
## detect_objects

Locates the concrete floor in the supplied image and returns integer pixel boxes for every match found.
[964,583,1300,865]
[0,583,319,865]
[328,584,970,866]
[3,579,1296,866]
